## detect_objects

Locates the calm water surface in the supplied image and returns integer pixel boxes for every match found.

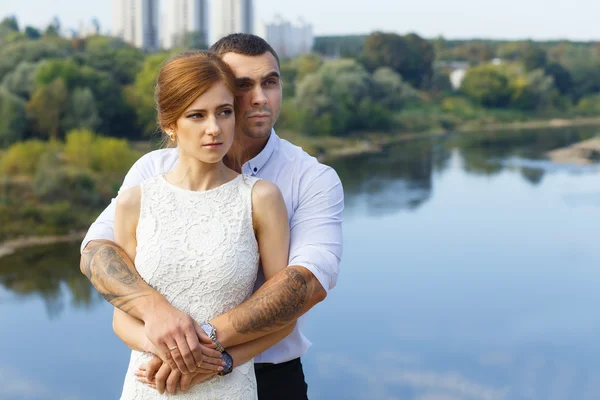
[1,127,600,400]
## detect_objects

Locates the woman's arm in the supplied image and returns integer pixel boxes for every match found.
[111,186,159,353]
[209,180,291,345]
[111,186,151,352]
[252,180,291,281]
[113,308,155,353]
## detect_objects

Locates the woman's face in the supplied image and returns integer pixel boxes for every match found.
[173,81,235,164]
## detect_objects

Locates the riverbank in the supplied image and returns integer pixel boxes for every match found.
[547,137,600,165]
[456,116,600,133]
[0,231,86,259]
[308,116,600,163]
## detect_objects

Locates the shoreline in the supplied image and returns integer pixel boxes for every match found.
[317,116,600,163]
[2,116,599,255]
[0,231,86,260]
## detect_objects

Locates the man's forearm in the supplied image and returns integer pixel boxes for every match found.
[212,266,326,348]
[80,240,156,320]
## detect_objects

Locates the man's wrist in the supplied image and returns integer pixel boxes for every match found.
[139,292,168,321]
[200,322,225,353]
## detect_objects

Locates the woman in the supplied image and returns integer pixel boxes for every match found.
[112,51,293,399]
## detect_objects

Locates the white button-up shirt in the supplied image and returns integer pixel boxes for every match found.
[81,130,344,364]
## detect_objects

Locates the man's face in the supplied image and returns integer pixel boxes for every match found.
[221,52,282,140]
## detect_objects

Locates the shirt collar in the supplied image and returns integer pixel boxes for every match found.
[245,129,279,176]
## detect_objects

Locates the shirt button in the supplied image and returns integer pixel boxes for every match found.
[253,168,257,173]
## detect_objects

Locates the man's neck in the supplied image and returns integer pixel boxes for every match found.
[241,134,270,164]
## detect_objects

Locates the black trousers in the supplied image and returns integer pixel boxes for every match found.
[254,358,309,400]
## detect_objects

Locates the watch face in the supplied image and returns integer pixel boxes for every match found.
[200,323,214,336]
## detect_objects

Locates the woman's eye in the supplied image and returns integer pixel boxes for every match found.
[219,109,233,116]
[188,113,203,119]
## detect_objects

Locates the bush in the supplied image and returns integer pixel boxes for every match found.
[33,158,100,206]
[576,94,600,116]
[441,97,480,119]
[63,129,139,174]
[42,201,75,227]
[0,139,49,175]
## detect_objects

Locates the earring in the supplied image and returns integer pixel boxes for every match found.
[167,130,176,141]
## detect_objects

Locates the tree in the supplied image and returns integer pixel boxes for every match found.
[44,17,61,37]
[1,61,39,99]
[24,26,41,39]
[77,36,145,85]
[312,35,365,58]
[125,53,171,135]
[522,46,548,71]
[510,69,556,110]
[360,32,434,89]
[26,78,68,139]
[36,58,137,136]
[544,62,572,95]
[372,67,419,109]
[295,59,379,135]
[62,87,101,132]
[0,16,19,32]
[0,39,71,81]
[280,54,323,98]
[0,87,28,147]
[461,64,513,108]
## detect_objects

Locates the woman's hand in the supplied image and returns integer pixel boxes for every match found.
[136,355,219,394]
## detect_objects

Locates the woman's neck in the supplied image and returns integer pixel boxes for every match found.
[166,157,235,192]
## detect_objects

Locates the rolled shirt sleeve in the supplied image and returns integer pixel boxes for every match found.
[287,166,344,292]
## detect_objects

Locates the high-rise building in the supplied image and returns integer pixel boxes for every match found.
[163,0,208,49]
[112,0,160,50]
[211,0,253,44]
[258,15,314,59]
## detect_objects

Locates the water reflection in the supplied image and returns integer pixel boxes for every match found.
[0,242,101,318]
[451,126,599,180]
[2,126,600,400]
[331,138,451,216]
[330,126,599,217]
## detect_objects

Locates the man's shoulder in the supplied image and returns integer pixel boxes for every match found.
[277,138,341,183]
[133,147,178,172]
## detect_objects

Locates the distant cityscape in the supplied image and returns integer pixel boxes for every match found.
[96,0,314,58]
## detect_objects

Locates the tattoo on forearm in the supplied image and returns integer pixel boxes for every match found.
[230,268,310,334]
[81,241,151,314]
[96,246,139,286]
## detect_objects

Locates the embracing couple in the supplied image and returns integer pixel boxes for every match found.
[79,33,344,399]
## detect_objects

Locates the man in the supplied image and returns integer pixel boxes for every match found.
[80,33,343,399]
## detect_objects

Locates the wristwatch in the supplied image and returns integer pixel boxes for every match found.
[199,322,225,353]
[219,350,234,376]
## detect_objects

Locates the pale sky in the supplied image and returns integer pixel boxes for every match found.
[1,0,599,41]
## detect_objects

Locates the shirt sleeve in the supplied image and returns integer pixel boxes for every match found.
[287,166,344,292]
[79,153,159,253]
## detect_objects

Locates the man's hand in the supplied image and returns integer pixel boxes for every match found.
[144,297,225,374]
[135,355,218,394]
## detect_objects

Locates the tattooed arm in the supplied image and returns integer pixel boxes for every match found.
[80,166,220,374]
[210,167,344,347]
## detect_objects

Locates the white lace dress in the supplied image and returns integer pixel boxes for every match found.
[119,174,261,400]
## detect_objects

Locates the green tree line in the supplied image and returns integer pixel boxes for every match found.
[1,15,600,147]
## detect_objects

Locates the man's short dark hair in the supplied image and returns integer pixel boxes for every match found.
[209,33,280,69]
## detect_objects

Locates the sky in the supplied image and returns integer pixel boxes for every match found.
[1,0,599,41]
